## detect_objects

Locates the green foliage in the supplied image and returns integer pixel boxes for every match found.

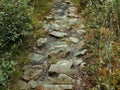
[0,0,33,50]
[0,0,33,89]
[0,53,16,88]
[77,0,120,89]
[31,0,52,12]
[0,0,52,89]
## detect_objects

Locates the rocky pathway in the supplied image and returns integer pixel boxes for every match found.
[18,0,86,90]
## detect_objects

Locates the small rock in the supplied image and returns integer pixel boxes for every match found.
[52,23,60,31]
[49,60,72,73]
[28,53,44,63]
[32,65,42,69]
[74,58,83,65]
[75,49,87,56]
[58,74,72,84]
[28,80,37,89]
[77,41,85,50]
[77,29,86,34]
[69,37,79,43]
[68,13,79,18]
[23,69,42,81]
[80,62,86,69]
[50,31,67,38]
[23,65,32,71]
[65,0,71,4]
[68,7,77,14]
[56,9,63,13]
[80,24,85,29]
[43,85,73,90]
[43,24,51,31]
[69,18,79,25]
[18,80,30,90]
[45,15,53,20]
[37,38,47,47]
[54,15,67,20]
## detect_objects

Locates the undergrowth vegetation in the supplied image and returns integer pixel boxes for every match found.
[0,0,52,89]
[76,0,120,89]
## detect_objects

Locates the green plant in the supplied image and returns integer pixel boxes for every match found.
[77,0,120,89]
[0,0,33,50]
[0,53,16,88]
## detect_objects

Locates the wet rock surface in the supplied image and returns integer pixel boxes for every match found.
[19,0,87,89]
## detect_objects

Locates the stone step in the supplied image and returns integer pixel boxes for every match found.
[37,85,73,90]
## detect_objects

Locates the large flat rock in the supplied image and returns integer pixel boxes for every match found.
[47,41,69,56]
[49,60,72,73]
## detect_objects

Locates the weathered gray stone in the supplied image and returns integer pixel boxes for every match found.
[48,41,69,57]
[80,24,85,29]
[56,9,63,13]
[74,58,83,65]
[80,62,86,69]
[37,38,47,47]
[68,7,77,14]
[18,80,30,90]
[23,65,32,71]
[23,69,42,81]
[28,80,37,89]
[28,53,44,63]
[50,31,67,38]
[45,15,53,20]
[65,0,71,4]
[43,85,73,90]
[54,15,68,20]
[32,65,42,69]
[43,24,51,31]
[77,41,85,50]
[48,74,72,84]
[69,18,79,25]
[68,13,79,18]
[52,23,60,31]
[49,60,72,73]
[58,74,72,84]
[77,29,86,34]
[69,37,79,43]
[75,49,87,56]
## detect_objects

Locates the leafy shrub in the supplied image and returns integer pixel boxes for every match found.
[0,53,16,89]
[0,0,33,89]
[0,0,33,50]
